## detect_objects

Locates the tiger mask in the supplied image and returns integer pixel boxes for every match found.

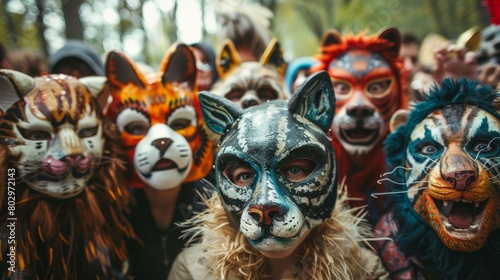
[0,72,107,198]
[375,78,500,279]
[0,70,132,278]
[210,38,289,109]
[105,43,214,190]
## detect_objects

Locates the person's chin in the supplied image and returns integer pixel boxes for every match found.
[253,231,311,259]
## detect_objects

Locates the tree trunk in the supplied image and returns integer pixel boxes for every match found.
[61,0,84,39]
[426,0,448,37]
[476,0,493,27]
[3,0,19,48]
[35,0,49,56]
[201,0,207,39]
[138,0,150,65]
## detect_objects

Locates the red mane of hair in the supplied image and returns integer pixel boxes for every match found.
[312,31,407,109]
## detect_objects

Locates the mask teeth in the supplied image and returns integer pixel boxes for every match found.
[441,200,454,216]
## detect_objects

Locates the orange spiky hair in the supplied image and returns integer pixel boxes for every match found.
[312,27,407,109]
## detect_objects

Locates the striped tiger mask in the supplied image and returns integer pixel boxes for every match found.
[105,44,214,190]
[0,71,107,198]
[385,78,500,253]
[199,71,337,253]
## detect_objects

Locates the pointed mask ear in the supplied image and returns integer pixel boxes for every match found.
[105,50,147,93]
[216,39,242,79]
[389,109,410,133]
[320,30,342,54]
[79,76,111,114]
[0,69,35,113]
[377,26,401,58]
[198,91,243,145]
[160,43,197,90]
[259,38,287,77]
[288,71,335,133]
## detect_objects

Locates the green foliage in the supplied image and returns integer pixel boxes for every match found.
[272,0,490,59]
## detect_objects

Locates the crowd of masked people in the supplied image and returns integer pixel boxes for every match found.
[1,2,500,279]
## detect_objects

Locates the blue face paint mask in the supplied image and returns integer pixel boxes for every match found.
[199,71,338,252]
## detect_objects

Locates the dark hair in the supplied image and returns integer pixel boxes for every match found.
[0,42,6,63]
[401,31,420,46]
[190,42,219,84]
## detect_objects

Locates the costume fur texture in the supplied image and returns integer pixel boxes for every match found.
[0,71,134,279]
[374,78,500,279]
[176,186,388,280]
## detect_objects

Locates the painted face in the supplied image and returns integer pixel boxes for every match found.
[105,44,214,190]
[211,38,289,109]
[200,71,337,253]
[0,73,105,198]
[402,105,500,251]
[329,50,400,155]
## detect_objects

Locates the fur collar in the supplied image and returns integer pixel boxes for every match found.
[182,185,388,279]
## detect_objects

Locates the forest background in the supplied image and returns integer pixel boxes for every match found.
[0,0,492,68]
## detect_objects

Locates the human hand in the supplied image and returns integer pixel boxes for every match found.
[478,63,500,89]
[433,44,478,83]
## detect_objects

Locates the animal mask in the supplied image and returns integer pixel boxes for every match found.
[313,27,407,155]
[385,78,500,256]
[0,71,107,198]
[476,24,500,66]
[211,38,289,109]
[199,71,337,252]
[0,70,132,278]
[105,44,214,190]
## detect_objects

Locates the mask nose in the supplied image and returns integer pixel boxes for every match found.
[241,98,259,109]
[346,104,375,118]
[151,138,173,155]
[247,204,283,225]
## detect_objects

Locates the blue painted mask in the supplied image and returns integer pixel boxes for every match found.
[199,71,337,252]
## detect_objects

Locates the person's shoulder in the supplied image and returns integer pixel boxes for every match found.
[167,244,213,280]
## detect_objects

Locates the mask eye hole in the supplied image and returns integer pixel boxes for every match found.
[78,126,99,138]
[332,81,351,96]
[471,140,497,153]
[417,142,440,155]
[224,163,255,187]
[225,89,245,102]
[279,158,316,182]
[18,127,52,140]
[124,121,149,135]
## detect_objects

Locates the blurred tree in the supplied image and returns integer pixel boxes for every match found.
[0,0,493,65]
[35,0,48,56]
[61,0,84,39]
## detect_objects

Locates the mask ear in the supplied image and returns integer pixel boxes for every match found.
[0,69,35,113]
[377,26,401,58]
[259,38,287,77]
[288,71,335,133]
[320,30,342,54]
[79,76,111,114]
[216,39,242,79]
[389,109,410,133]
[105,50,147,92]
[160,43,197,90]
[198,91,243,145]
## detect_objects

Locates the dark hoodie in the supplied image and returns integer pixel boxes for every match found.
[47,40,104,76]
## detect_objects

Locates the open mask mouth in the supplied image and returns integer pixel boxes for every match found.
[152,159,178,172]
[434,197,490,236]
[339,126,379,145]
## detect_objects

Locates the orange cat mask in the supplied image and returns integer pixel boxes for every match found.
[105,43,214,189]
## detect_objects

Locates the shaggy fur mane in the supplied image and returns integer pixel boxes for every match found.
[383,78,500,278]
[181,185,387,279]
[0,119,135,279]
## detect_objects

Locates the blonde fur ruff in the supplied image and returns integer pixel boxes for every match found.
[179,184,389,280]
